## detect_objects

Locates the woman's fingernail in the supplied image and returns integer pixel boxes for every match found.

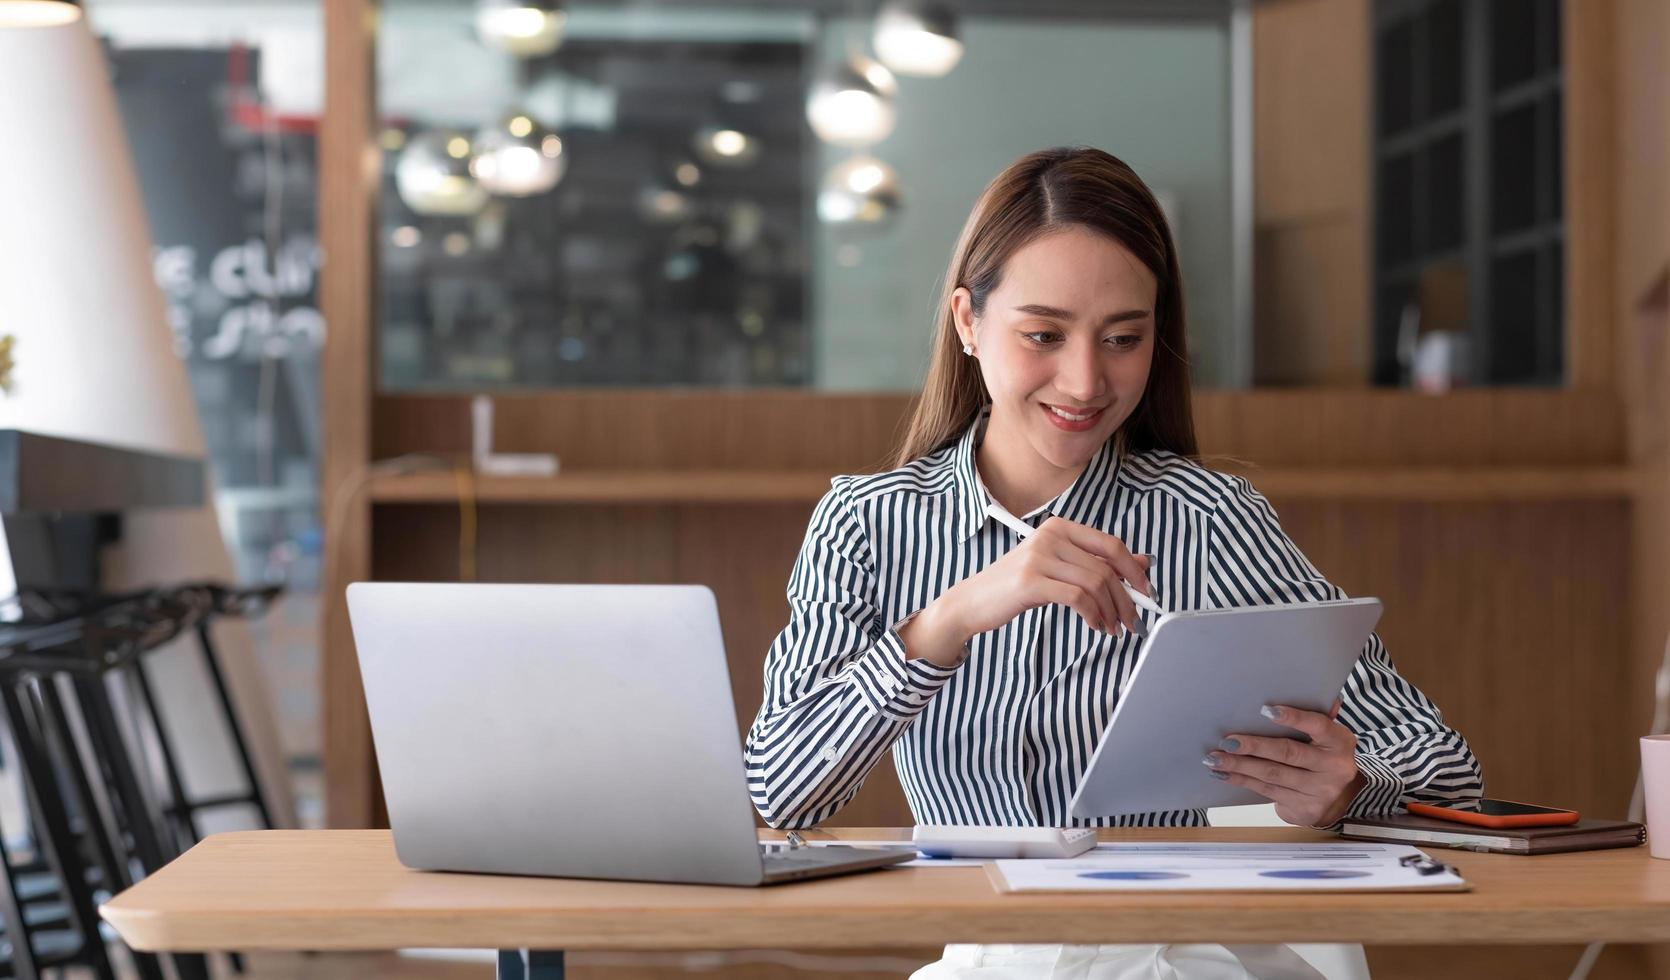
[1209,770,1229,780]
[1260,704,1281,721]
[1201,753,1220,767]
[1219,737,1240,752]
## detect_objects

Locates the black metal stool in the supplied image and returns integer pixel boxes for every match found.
[0,613,142,980]
[0,594,224,980]
[124,583,281,850]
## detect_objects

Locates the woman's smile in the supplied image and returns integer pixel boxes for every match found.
[1040,402,1105,432]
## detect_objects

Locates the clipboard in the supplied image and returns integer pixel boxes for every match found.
[1068,597,1383,819]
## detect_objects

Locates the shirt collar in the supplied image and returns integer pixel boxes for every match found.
[952,406,1124,542]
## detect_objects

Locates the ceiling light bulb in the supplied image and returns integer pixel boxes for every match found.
[873,1,964,78]
[475,0,567,58]
[710,130,747,157]
[692,125,761,168]
[818,155,901,227]
[807,55,898,147]
[847,163,885,193]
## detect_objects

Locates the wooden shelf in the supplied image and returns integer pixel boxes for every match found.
[366,465,1642,506]
[1232,465,1641,502]
[367,469,834,505]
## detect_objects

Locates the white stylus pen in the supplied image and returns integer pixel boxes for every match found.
[983,503,1166,623]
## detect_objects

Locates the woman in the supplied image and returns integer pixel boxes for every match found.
[745,147,1482,978]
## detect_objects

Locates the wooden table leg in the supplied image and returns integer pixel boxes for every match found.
[496,949,564,979]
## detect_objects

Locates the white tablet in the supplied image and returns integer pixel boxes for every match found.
[1068,597,1383,819]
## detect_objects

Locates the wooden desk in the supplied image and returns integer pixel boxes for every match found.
[101,827,1670,978]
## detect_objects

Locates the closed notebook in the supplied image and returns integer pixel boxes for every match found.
[1338,814,1645,855]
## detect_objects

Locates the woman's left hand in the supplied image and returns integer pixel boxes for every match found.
[1205,700,1366,829]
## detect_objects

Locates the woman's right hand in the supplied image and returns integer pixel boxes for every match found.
[902,517,1152,665]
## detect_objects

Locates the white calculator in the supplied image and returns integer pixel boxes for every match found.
[911,825,1099,859]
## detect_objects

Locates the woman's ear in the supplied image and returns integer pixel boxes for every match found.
[950,287,977,352]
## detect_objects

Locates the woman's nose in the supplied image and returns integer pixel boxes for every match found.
[1057,341,1106,401]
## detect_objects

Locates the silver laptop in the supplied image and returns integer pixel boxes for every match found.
[346,582,913,885]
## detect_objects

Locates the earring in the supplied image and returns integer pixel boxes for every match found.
[962,343,974,356]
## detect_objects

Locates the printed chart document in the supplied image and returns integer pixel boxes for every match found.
[988,842,1469,893]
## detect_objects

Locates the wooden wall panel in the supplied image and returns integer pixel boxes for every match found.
[1272,499,1635,820]
[368,492,1633,833]
[1253,218,1368,386]
[1251,0,1371,222]
[1251,0,1371,385]
[374,389,1625,470]
[1615,0,1670,317]
[1615,3,1670,975]
[1566,0,1618,389]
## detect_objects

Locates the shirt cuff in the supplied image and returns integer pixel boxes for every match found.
[847,614,964,721]
[1341,752,1406,820]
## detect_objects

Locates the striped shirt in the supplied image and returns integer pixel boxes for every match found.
[746,409,1484,829]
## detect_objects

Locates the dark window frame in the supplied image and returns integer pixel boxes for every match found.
[1372,0,1564,386]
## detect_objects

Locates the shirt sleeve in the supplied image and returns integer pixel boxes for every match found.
[1205,475,1485,820]
[744,477,965,828]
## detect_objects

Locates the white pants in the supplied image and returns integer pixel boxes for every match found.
[910,944,1330,980]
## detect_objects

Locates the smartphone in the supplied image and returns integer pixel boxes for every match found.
[1406,798,1580,829]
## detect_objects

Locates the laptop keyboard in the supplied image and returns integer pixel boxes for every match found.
[762,847,856,868]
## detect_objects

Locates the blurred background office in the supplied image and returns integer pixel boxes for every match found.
[3,0,1668,977]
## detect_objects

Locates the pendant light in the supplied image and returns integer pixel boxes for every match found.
[475,0,567,58]
[817,155,901,227]
[873,1,963,78]
[395,129,489,216]
[471,112,567,197]
[806,54,897,147]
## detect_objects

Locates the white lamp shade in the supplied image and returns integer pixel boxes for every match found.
[0,3,204,458]
[0,2,298,829]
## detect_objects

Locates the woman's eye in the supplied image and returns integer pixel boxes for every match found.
[1107,334,1143,350]
[1022,331,1060,345]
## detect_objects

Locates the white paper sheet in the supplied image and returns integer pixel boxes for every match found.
[991,842,1469,892]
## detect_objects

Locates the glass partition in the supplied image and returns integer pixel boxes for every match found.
[375,2,1240,390]
[85,0,326,822]
[374,0,1570,392]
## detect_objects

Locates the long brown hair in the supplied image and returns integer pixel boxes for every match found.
[891,146,1197,468]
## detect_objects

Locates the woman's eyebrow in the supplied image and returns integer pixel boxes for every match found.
[1012,303,1153,324]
